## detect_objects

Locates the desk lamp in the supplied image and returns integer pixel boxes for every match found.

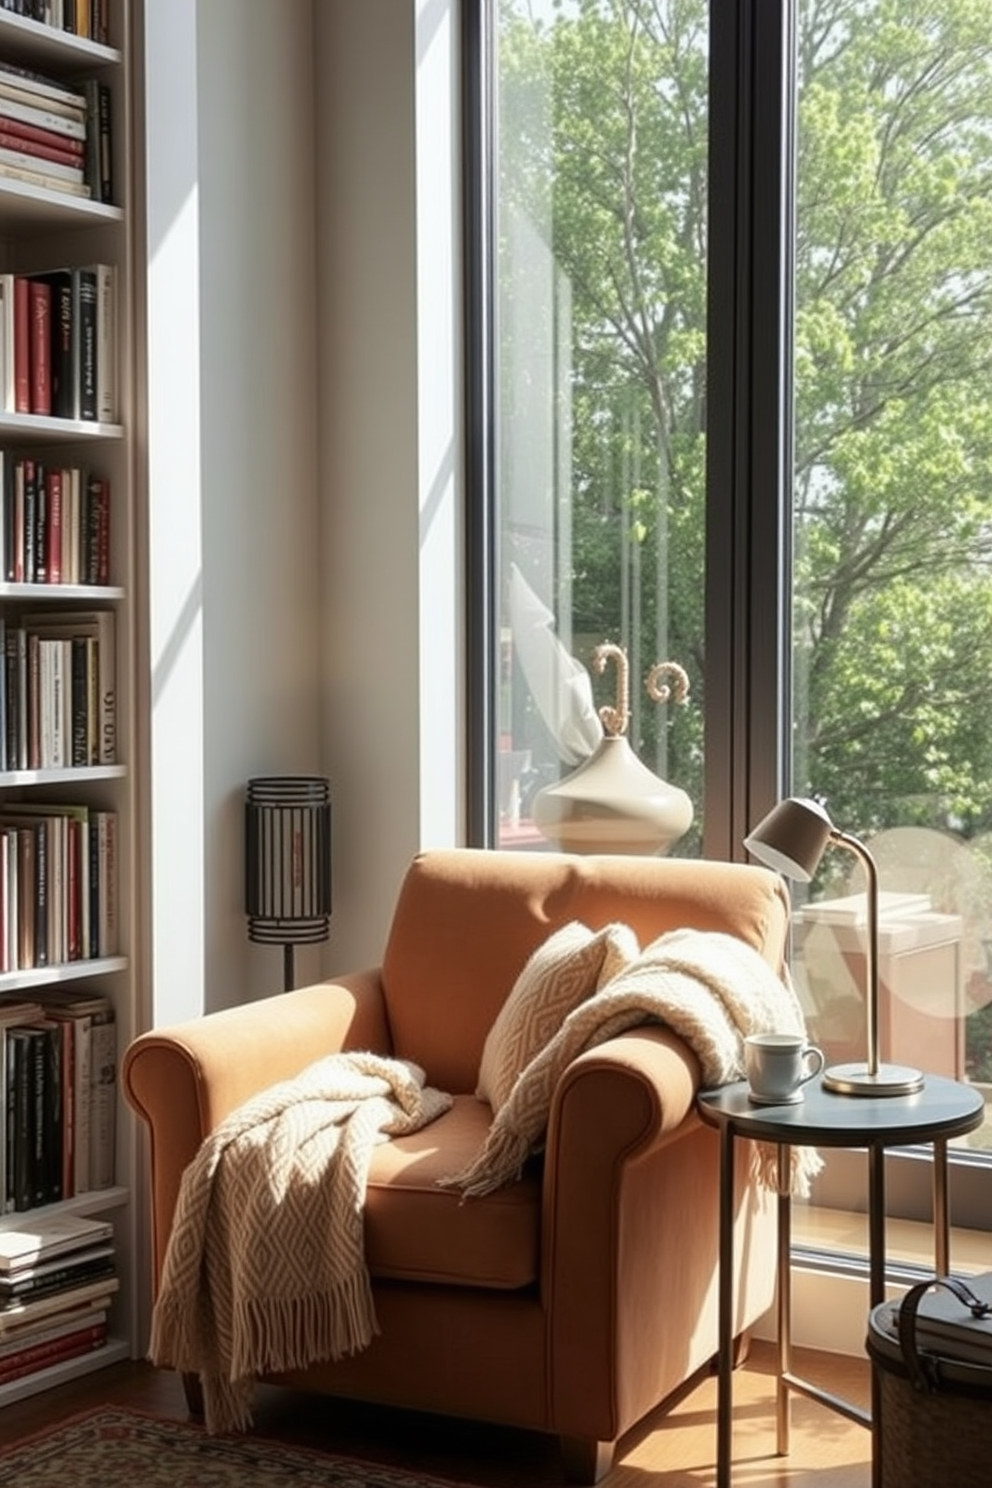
[744,796,924,1096]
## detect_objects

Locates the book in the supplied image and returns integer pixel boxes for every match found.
[81,78,112,204]
[0,1210,111,1273]
[0,97,86,143]
[44,269,74,420]
[93,263,116,421]
[0,1317,106,1384]
[0,1272,118,1338]
[0,63,87,116]
[0,1246,113,1301]
[0,273,14,410]
[0,157,91,199]
[0,115,85,158]
[87,1005,115,1188]
[0,144,83,184]
[6,1027,33,1210]
[0,1307,107,1357]
[13,274,28,413]
[72,266,97,419]
[28,275,51,416]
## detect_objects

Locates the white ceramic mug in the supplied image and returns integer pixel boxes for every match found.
[744,1033,824,1104]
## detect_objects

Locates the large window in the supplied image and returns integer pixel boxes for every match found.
[486,0,709,857]
[469,0,992,1232]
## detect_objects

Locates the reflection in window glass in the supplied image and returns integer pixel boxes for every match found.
[495,0,708,856]
[791,0,992,1142]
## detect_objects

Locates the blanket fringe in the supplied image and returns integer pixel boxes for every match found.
[753,1140,824,1199]
[436,1125,531,1199]
[230,1270,380,1377]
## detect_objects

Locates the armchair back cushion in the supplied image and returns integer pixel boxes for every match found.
[381,849,790,1093]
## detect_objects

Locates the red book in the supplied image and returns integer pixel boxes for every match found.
[13,275,29,413]
[29,277,51,416]
[46,467,63,583]
[0,1321,107,1385]
[0,129,85,169]
[0,114,84,157]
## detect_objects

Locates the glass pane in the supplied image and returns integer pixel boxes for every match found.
[791,0,992,1159]
[494,0,707,857]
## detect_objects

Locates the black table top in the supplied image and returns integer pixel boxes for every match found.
[697,1073,985,1147]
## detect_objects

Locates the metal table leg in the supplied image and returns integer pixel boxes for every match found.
[776,1146,791,1456]
[716,1120,735,1488]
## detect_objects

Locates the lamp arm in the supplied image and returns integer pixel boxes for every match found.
[831,829,880,1077]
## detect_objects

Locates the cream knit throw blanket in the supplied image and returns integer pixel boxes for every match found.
[149,1051,452,1434]
[441,928,823,1200]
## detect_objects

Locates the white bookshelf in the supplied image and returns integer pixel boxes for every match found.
[0,0,138,1407]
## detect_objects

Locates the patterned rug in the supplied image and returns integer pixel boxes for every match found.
[0,1406,472,1487]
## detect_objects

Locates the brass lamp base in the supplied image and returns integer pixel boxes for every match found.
[823,1061,925,1097]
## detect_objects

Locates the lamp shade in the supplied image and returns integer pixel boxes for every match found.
[743,797,835,881]
[245,776,332,949]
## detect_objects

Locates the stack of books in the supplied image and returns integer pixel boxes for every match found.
[0,1211,115,1386]
[0,61,112,204]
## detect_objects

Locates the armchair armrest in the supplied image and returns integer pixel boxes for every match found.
[123,969,391,1288]
[544,1026,724,1442]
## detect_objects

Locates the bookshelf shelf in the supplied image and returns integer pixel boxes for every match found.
[0,11,118,70]
[0,957,126,995]
[0,412,125,442]
[0,179,122,232]
[0,764,126,786]
[0,0,138,1408]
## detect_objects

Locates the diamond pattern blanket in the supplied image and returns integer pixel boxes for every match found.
[148,1051,452,1433]
[441,927,823,1200]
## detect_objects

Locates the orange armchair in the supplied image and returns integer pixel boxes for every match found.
[123,849,788,1483]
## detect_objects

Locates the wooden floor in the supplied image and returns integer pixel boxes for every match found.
[1,1341,872,1487]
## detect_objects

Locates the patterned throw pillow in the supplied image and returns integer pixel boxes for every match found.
[476,920,639,1113]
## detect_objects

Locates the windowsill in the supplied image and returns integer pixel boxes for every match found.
[794,1204,990,1275]
[753,1206,991,1356]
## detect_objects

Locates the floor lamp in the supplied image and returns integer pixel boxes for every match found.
[245,776,332,992]
[744,796,924,1096]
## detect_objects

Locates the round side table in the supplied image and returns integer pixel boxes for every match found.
[697,1073,985,1488]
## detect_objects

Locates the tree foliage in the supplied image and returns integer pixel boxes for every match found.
[499,0,992,847]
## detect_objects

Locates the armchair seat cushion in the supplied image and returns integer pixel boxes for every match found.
[363,1095,540,1290]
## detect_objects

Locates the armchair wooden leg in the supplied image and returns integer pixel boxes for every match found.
[181,1371,204,1420]
[560,1436,615,1484]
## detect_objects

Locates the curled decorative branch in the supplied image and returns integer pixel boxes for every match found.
[593,643,630,737]
[646,661,690,707]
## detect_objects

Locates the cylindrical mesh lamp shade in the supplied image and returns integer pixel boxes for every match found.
[245,777,331,989]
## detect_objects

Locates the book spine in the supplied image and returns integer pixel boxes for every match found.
[13,276,29,414]
[72,268,97,421]
[94,264,115,421]
[28,279,51,416]
[48,273,74,420]
[0,97,86,142]
[9,1030,32,1211]
[88,1011,115,1189]
[0,130,83,168]
[0,1325,106,1385]
[0,144,83,183]
[0,115,84,156]
[46,465,62,583]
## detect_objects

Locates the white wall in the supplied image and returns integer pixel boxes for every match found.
[144,0,321,1017]
[143,0,465,1017]
[313,0,465,971]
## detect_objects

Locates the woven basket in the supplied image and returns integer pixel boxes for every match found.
[867,1279,992,1488]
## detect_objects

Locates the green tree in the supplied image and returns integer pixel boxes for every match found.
[499,0,992,847]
